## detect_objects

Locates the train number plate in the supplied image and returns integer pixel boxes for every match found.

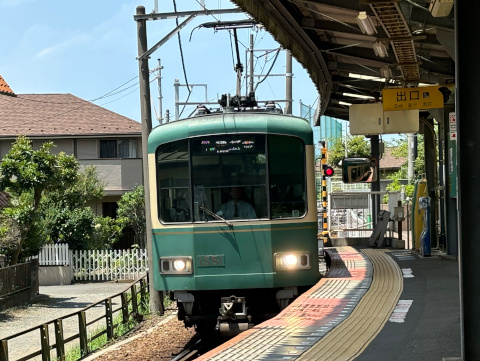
[196,255,225,267]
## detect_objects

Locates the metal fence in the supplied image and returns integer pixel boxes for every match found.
[0,276,149,361]
[328,191,400,238]
[71,248,148,282]
[32,244,148,282]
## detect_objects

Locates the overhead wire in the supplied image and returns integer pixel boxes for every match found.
[173,0,191,118]
[254,47,281,92]
[88,75,139,102]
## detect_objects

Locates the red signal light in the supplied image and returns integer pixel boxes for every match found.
[323,165,334,177]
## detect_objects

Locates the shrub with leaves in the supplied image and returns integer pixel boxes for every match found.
[117,185,146,249]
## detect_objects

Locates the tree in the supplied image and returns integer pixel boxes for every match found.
[0,136,78,265]
[117,185,146,249]
[327,135,371,168]
[384,134,425,199]
[40,165,107,249]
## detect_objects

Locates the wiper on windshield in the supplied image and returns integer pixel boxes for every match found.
[200,206,233,227]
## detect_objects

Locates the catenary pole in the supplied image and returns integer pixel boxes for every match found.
[136,5,163,314]
[285,50,292,115]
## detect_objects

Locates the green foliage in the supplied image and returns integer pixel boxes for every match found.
[385,134,425,176]
[0,136,78,203]
[327,135,371,168]
[63,280,151,361]
[0,212,20,257]
[92,216,123,249]
[0,136,80,264]
[41,166,107,250]
[117,185,146,249]
[383,134,425,202]
[46,207,96,250]
[46,165,104,209]
[0,137,112,263]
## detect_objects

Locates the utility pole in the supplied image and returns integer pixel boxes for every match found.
[249,34,254,94]
[136,5,163,314]
[408,133,415,182]
[344,122,348,157]
[156,59,163,124]
[285,50,292,114]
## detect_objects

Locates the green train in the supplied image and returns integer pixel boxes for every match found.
[148,101,320,334]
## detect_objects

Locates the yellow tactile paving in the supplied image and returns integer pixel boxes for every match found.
[298,249,403,361]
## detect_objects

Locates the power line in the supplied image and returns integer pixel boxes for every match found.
[254,47,281,92]
[88,75,139,102]
[173,0,192,118]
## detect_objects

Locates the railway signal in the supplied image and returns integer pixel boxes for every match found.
[323,164,334,177]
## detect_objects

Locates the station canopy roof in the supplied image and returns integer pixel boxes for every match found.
[232,0,455,124]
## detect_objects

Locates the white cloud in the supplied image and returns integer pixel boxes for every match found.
[33,33,89,60]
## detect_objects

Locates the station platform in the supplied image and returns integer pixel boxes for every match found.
[196,246,460,361]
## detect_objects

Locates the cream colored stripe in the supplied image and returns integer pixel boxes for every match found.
[298,249,403,361]
[153,224,316,236]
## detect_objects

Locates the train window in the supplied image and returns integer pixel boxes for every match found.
[156,140,191,223]
[191,135,267,221]
[268,135,306,219]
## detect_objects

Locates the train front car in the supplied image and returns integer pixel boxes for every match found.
[148,111,320,334]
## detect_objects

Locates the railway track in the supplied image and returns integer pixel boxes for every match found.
[171,338,203,361]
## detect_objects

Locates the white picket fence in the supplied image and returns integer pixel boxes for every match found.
[38,243,70,265]
[37,244,148,281]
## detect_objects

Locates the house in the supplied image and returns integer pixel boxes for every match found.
[380,147,405,177]
[0,75,142,246]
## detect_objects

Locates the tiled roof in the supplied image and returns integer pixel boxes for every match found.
[380,147,405,170]
[0,75,15,97]
[0,93,141,137]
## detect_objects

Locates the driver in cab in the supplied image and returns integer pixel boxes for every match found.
[217,187,257,220]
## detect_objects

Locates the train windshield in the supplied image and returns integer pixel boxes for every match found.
[156,134,306,223]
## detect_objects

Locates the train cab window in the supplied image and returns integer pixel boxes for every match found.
[191,135,267,221]
[268,135,306,219]
[156,140,191,223]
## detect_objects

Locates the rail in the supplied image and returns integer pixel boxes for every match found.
[0,275,149,361]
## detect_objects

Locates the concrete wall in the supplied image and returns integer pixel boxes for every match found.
[38,266,72,286]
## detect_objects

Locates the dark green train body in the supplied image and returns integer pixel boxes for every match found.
[148,110,320,332]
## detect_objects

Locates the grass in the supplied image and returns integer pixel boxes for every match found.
[59,290,168,361]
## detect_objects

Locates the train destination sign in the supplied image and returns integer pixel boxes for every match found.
[382,86,444,111]
[199,137,256,154]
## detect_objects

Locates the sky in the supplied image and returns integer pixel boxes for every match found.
[0,0,324,130]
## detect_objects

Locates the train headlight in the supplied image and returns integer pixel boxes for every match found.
[284,254,298,267]
[173,259,186,271]
[274,252,311,271]
[159,257,193,274]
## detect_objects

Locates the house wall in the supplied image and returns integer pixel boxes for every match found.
[79,158,143,194]
[0,137,143,198]
[0,140,13,157]
[77,139,97,158]
[33,139,74,154]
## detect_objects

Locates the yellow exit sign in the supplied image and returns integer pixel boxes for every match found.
[382,86,444,111]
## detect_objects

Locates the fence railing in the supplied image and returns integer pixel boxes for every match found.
[72,248,148,282]
[0,275,150,361]
[0,262,32,298]
[32,244,149,282]
[38,244,70,266]
[0,260,38,308]
[328,191,403,238]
